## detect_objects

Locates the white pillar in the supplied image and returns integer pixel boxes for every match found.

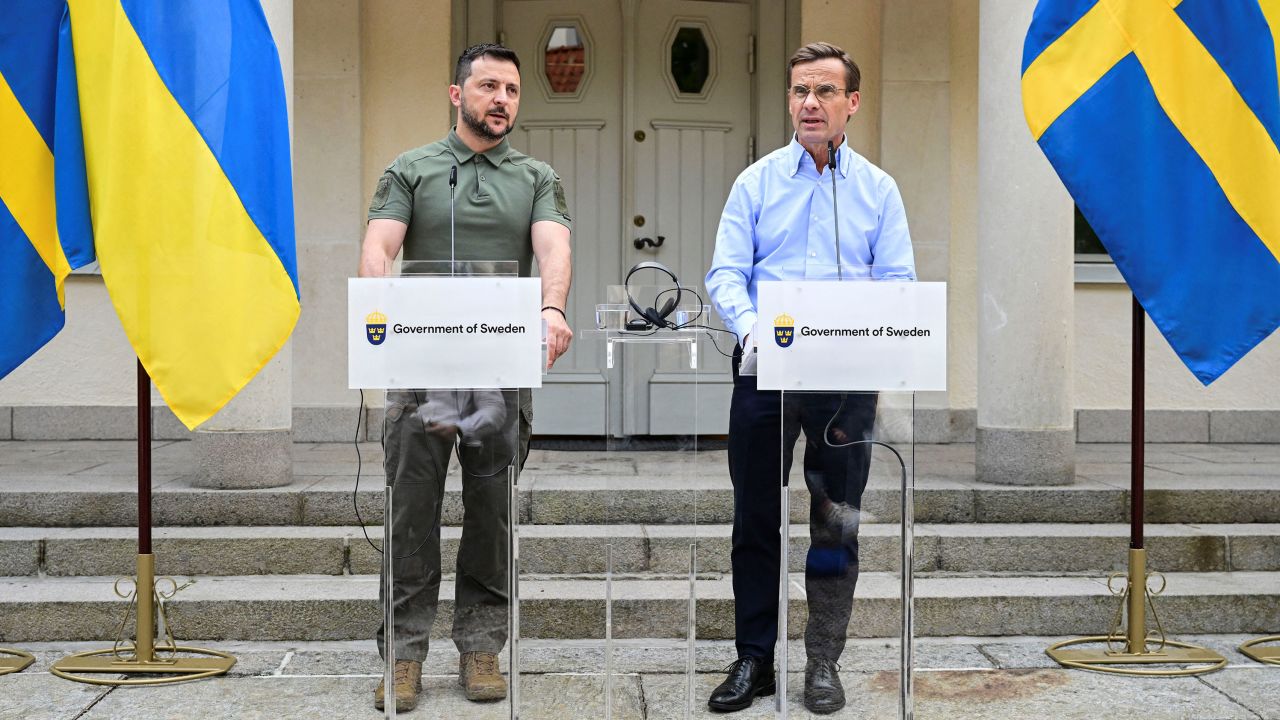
[975,0,1075,485]
[191,0,294,489]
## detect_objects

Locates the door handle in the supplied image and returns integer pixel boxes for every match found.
[633,235,666,250]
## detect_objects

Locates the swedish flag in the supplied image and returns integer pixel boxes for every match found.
[1023,0,1280,384]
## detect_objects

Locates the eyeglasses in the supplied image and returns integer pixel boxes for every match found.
[788,84,849,102]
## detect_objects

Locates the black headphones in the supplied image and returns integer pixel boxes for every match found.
[624,261,684,331]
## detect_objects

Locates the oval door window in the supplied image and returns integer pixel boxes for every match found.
[544,26,586,94]
[670,26,710,94]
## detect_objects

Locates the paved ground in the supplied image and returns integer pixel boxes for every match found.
[2,440,1278,717]
[2,636,1278,719]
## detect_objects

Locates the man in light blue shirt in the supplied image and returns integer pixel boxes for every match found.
[705,42,915,715]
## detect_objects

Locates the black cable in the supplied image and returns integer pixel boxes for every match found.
[353,389,382,555]
[821,393,909,491]
[655,286,735,358]
[699,328,736,359]
[352,390,441,559]
[654,286,700,327]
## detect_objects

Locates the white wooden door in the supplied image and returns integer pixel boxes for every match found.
[504,0,751,436]
[505,0,623,435]
[626,0,749,435]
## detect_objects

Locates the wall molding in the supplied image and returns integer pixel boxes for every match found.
[517,119,607,130]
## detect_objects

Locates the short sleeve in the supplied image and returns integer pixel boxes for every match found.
[367,158,414,224]
[531,165,573,230]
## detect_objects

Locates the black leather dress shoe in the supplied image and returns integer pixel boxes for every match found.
[804,657,845,714]
[707,656,775,712]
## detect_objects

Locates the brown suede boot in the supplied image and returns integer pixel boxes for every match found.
[458,651,507,701]
[374,659,422,712]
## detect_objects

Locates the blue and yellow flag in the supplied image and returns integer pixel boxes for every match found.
[63,0,299,428]
[1023,0,1280,384]
[0,1,93,378]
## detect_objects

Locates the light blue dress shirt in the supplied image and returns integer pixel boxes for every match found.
[706,136,916,345]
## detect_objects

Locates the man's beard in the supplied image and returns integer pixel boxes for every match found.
[461,102,513,142]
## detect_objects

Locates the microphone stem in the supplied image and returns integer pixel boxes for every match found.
[830,142,841,281]
[450,185,456,277]
[449,165,458,277]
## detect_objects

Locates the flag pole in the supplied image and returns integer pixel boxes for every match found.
[50,360,236,686]
[1046,294,1224,676]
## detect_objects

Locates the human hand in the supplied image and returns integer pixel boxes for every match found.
[543,308,574,369]
[739,346,758,376]
[424,421,459,438]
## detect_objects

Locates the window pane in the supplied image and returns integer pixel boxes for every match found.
[545,26,585,94]
[670,27,710,94]
[1074,206,1110,258]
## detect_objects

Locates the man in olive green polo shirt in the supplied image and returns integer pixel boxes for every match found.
[358,43,573,712]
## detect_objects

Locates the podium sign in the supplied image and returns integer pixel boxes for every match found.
[757,280,946,391]
[348,277,542,389]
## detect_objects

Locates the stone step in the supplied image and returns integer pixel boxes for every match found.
[2,523,1277,577]
[1,571,1276,642]
[3,471,1278,527]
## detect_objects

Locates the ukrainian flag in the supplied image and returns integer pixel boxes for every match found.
[65,0,299,428]
[0,1,93,379]
[1023,0,1280,384]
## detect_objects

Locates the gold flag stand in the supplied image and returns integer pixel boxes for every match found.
[0,649,35,676]
[51,360,235,686]
[1240,636,1280,666]
[1046,296,1225,677]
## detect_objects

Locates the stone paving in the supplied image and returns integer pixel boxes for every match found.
[2,637,1278,719]
[2,440,1278,717]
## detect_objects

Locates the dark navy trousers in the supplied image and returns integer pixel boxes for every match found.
[727,347,878,662]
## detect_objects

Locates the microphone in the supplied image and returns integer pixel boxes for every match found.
[828,140,842,281]
[449,165,458,275]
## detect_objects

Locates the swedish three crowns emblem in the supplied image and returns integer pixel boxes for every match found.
[774,313,795,348]
[366,311,387,346]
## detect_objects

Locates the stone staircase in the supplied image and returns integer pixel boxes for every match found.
[0,439,1278,645]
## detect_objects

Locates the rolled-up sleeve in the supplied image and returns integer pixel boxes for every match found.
[706,175,759,345]
[871,177,915,280]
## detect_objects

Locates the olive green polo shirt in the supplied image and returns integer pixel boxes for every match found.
[368,129,572,278]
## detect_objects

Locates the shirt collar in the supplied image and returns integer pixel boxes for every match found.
[788,134,850,179]
[447,127,512,165]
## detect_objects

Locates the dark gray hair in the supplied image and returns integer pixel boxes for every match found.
[787,42,860,93]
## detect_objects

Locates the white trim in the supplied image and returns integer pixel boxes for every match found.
[660,16,720,102]
[517,119,608,130]
[1074,262,1124,284]
[648,119,733,132]
[535,16,595,103]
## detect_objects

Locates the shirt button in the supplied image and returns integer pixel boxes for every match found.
[810,252,817,257]
[480,175,486,181]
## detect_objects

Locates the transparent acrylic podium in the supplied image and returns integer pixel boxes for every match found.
[773,390,914,718]
[759,267,927,719]
[371,260,529,720]
[530,283,716,719]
